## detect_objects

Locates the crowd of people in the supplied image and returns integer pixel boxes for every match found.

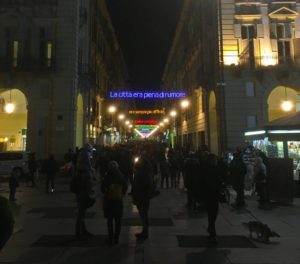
[0,141,270,250]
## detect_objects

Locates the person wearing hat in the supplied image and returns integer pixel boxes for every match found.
[101,160,127,245]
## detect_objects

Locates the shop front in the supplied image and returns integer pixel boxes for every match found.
[244,112,300,202]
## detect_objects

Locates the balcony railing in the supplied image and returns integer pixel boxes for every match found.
[0,57,55,72]
[224,54,300,69]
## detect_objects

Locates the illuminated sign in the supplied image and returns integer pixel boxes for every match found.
[129,109,165,115]
[109,91,186,99]
[135,119,158,125]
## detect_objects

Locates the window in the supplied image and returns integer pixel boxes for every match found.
[241,25,256,39]
[12,40,19,67]
[247,115,257,128]
[246,82,255,97]
[46,42,53,67]
[278,41,291,64]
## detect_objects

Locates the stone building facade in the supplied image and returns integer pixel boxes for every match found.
[163,0,300,154]
[0,0,128,158]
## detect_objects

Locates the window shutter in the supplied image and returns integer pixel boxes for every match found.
[295,20,300,38]
[270,23,277,39]
[271,39,278,52]
[234,24,242,38]
[257,24,264,38]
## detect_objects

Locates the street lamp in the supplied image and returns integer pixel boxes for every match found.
[118,114,125,120]
[108,105,116,114]
[164,118,169,123]
[180,99,189,109]
[125,120,130,125]
[170,110,177,117]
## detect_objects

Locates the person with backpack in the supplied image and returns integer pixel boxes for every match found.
[101,161,127,245]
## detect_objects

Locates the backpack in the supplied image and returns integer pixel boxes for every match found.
[107,183,123,200]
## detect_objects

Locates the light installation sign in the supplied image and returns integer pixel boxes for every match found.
[109,91,186,99]
[135,119,158,125]
[135,125,158,138]
[129,109,165,115]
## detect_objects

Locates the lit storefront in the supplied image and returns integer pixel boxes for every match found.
[245,112,300,180]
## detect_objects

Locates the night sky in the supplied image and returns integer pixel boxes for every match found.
[106,0,183,90]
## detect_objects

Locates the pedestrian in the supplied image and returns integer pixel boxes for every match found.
[0,195,14,250]
[101,161,127,245]
[43,154,59,193]
[202,153,223,243]
[132,155,154,240]
[159,155,170,189]
[184,152,200,210]
[9,169,19,201]
[229,152,247,208]
[27,152,37,187]
[254,157,267,205]
[74,143,96,239]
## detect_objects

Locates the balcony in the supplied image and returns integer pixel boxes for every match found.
[0,57,55,73]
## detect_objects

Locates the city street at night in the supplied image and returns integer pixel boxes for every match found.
[2,0,300,263]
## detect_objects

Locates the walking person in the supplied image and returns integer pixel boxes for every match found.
[73,143,95,240]
[9,169,19,201]
[27,152,37,187]
[43,154,59,194]
[229,152,247,208]
[159,155,170,189]
[202,153,223,243]
[101,161,127,245]
[132,155,154,240]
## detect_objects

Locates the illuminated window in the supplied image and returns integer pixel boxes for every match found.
[46,42,53,67]
[12,40,19,67]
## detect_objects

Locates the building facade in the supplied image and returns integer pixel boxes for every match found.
[0,0,128,158]
[163,0,300,154]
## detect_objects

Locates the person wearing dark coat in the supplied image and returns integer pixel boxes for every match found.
[74,143,95,239]
[9,169,19,201]
[27,153,37,187]
[229,152,247,208]
[43,154,59,193]
[132,156,154,240]
[101,161,127,245]
[0,195,14,250]
[184,154,200,210]
[202,154,223,243]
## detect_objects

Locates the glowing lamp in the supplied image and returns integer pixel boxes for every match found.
[164,118,169,123]
[181,99,189,109]
[118,114,125,120]
[281,100,293,112]
[170,110,177,117]
[125,120,130,125]
[108,105,116,113]
[4,102,15,114]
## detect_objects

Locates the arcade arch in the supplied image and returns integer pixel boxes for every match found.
[209,91,219,155]
[267,86,298,122]
[76,94,84,148]
[0,89,28,151]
